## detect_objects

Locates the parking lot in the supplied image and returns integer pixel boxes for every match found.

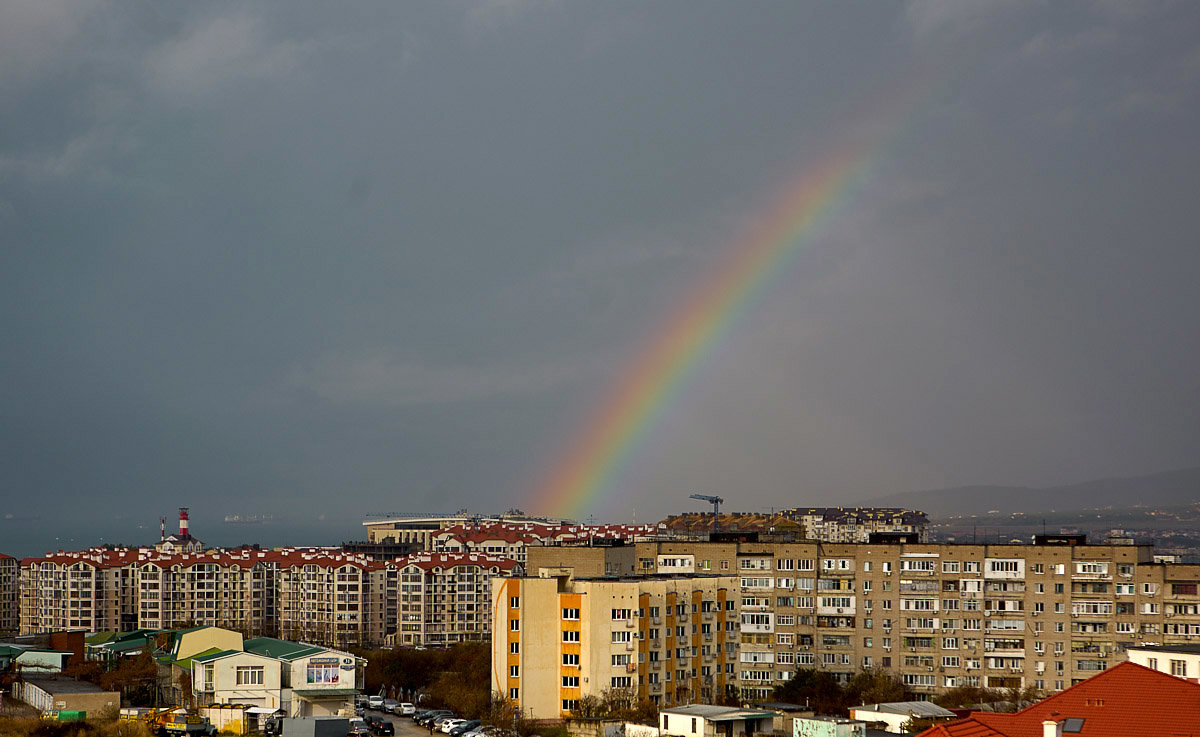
[361,708,441,737]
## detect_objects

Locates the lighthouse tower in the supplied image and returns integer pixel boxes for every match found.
[154,506,205,554]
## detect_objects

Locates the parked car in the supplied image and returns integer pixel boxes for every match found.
[449,720,481,736]
[400,703,417,716]
[418,711,454,726]
[369,696,385,710]
[372,721,396,736]
[382,700,400,714]
[430,714,459,729]
[439,719,468,734]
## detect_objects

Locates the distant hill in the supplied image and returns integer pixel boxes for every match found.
[860,467,1200,517]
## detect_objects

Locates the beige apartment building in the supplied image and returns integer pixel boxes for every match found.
[394,552,520,647]
[523,537,1200,702]
[0,553,19,634]
[492,571,739,720]
[136,550,279,634]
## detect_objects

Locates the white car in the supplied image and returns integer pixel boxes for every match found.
[440,719,468,734]
[368,696,384,709]
[400,703,416,716]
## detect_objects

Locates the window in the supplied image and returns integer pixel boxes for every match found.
[1171,660,1188,677]
[562,608,580,620]
[510,665,519,678]
[611,608,632,620]
[509,688,518,700]
[612,654,631,666]
[563,653,579,666]
[562,700,579,712]
[563,630,580,642]
[510,642,520,654]
[510,596,520,608]
[510,619,520,631]
[610,677,632,688]
[612,631,632,643]
[236,666,264,686]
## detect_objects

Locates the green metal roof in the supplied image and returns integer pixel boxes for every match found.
[190,649,243,664]
[100,639,152,653]
[174,647,226,671]
[242,637,325,660]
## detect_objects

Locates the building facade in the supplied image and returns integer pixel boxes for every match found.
[394,552,519,647]
[525,538,1200,701]
[492,572,740,720]
[0,553,18,634]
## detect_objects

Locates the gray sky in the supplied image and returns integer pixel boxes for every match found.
[3,1,1199,551]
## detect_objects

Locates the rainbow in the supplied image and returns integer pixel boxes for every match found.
[527,80,929,521]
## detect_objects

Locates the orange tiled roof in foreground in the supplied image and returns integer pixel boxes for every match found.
[917,661,1200,737]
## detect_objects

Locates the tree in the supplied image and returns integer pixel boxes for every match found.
[844,668,910,706]
[772,668,845,715]
[99,651,160,706]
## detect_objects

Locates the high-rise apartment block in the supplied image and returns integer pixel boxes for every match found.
[0,553,19,634]
[522,537,1200,703]
[492,571,740,720]
[395,552,519,647]
[16,547,524,651]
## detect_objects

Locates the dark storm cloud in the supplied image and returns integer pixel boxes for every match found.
[1,1,1198,550]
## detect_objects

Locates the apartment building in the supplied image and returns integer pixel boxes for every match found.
[492,571,739,720]
[275,552,389,650]
[363,513,570,547]
[19,548,391,649]
[786,508,929,543]
[0,553,18,634]
[136,550,279,633]
[524,538,1200,701]
[658,508,929,543]
[432,523,658,567]
[19,549,140,634]
[1124,643,1200,682]
[395,552,520,647]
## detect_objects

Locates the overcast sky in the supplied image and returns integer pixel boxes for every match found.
[3,1,1199,552]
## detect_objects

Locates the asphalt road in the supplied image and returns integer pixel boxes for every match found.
[363,708,428,737]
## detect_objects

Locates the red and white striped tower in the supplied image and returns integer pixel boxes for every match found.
[179,507,190,539]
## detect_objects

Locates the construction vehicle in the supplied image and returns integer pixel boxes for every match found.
[120,707,216,736]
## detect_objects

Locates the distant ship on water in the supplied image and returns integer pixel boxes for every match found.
[223,514,272,525]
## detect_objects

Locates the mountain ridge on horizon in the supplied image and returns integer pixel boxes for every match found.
[858,466,1200,517]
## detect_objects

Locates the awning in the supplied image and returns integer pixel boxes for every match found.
[246,707,284,715]
[292,688,358,698]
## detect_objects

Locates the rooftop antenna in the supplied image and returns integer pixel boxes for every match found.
[160,517,166,542]
[689,494,724,534]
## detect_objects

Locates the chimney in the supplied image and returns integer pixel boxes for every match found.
[179,507,190,539]
[1042,720,1063,737]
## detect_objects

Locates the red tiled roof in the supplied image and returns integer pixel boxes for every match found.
[393,551,519,572]
[21,546,386,571]
[433,521,658,547]
[916,662,1200,737]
